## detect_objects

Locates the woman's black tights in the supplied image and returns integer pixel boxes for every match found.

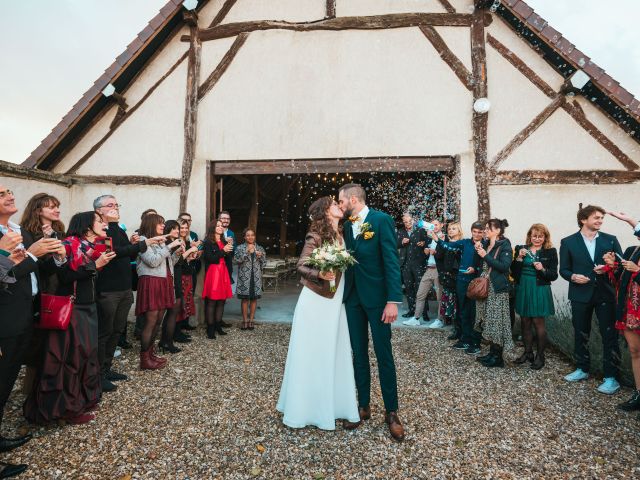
[521,316,547,357]
[161,298,182,347]
[205,299,226,326]
[141,310,164,351]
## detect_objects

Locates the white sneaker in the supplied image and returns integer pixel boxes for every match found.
[113,347,122,358]
[402,318,421,326]
[597,377,621,395]
[422,319,435,327]
[564,368,588,382]
[427,319,445,329]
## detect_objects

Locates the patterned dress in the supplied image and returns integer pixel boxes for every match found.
[475,264,515,351]
[234,243,267,299]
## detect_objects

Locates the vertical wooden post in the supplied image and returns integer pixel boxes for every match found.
[326,0,336,18]
[180,12,202,213]
[470,6,491,220]
[248,175,259,232]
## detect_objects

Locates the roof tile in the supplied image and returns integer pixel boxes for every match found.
[513,2,533,18]
[613,88,634,107]
[568,48,590,68]
[115,50,134,68]
[582,61,604,80]
[93,72,111,91]
[137,25,155,43]
[556,38,574,55]
[159,3,176,17]
[41,132,58,149]
[526,12,546,31]
[104,62,120,78]
[598,74,619,93]
[149,14,164,29]
[504,0,520,7]
[540,25,561,44]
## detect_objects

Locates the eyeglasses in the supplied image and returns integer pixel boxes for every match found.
[100,203,122,209]
[0,189,14,199]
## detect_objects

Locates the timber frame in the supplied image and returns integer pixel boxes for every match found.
[18,0,640,223]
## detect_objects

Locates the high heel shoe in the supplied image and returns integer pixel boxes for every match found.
[159,343,182,354]
[531,354,545,370]
[514,351,534,364]
[248,320,255,331]
[215,321,228,335]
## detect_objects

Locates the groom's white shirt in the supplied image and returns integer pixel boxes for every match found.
[351,205,370,239]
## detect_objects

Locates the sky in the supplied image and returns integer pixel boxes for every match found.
[0,0,638,165]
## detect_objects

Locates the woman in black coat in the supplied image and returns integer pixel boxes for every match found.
[511,224,558,370]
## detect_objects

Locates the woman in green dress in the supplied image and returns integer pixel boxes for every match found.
[511,223,558,370]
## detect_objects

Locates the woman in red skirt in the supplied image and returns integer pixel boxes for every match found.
[135,214,183,369]
[176,219,200,330]
[202,220,233,339]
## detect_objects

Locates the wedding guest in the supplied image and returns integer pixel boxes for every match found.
[436,222,462,338]
[218,211,235,327]
[511,224,558,370]
[19,193,67,394]
[559,205,622,394]
[94,195,164,391]
[136,214,183,369]
[397,213,428,323]
[132,208,159,342]
[176,219,201,336]
[604,211,640,411]
[202,220,233,339]
[25,211,116,425]
[234,228,267,330]
[397,214,412,295]
[0,185,64,477]
[432,222,485,354]
[178,212,201,300]
[414,219,446,329]
[474,219,514,368]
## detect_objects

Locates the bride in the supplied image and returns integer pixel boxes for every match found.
[276,196,360,430]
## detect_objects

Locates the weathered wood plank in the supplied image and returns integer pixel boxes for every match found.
[0,160,72,186]
[419,25,472,91]
[72,175,181,187]
[471,8,491,220]
[490,95,565,171]
[437,0,456,14]
[486,33,556,99]
[208,0,238,28]
[65,51,189,175]
[188,13,476,42]
[562,102,639,171]
[212,156,454,175]
[491,170,640,185]
[198,33,249,102]
[180,20,203,213]
[326,0,336,18]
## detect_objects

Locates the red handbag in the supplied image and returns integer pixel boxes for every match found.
[38,284,75,330]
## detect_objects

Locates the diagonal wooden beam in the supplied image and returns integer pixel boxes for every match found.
[419,25,472,91]
[563,102,639,171]
[187,13,476,42]
[486,33,556,99]
[437,0,456,13]
[208,0,238,28]
[65,51,189,174]
[198,33,249,102]
[489,95,565,171]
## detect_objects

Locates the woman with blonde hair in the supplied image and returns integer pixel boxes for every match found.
[511,223,558,370]
[437,222,463,339]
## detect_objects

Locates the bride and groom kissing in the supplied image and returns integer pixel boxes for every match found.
[277,183,405,441]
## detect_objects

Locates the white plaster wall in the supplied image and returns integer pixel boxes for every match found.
[222,0,325,24]
[337,0,445,16]
[458,150,478,229]
[498,105,626,171]
[200,37,238,83]
[490,183,640,304]
[196,0,226,26]
[0,177,72,224]
[185,159,209,239]
[197,28,472,160]
[75,62,188,177]
[447,0,474,13]
[577,97,640,166]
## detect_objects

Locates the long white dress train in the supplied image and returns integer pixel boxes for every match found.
[276,277,360,430]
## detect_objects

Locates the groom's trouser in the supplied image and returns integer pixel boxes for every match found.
[345,303,399,413]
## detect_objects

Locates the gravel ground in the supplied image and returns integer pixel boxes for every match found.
[4,323,639,479]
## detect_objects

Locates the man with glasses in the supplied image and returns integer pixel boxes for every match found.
[93,195,164,392]
[0,185,65,478]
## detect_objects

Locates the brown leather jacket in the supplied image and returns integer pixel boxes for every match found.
[297,232,343,299]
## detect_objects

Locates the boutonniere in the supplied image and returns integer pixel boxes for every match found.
[357,222,374,240]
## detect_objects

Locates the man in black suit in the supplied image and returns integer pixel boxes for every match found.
[396,213,427,319]
[0,185,64,478]
[560,204,623,395]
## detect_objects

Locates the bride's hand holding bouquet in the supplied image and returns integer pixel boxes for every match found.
[306,241,357,292]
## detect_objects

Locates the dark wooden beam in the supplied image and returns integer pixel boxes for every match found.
[65,51,189,175]
[71,175,181,187]
[230,174,250,184]
[490,95,565,171]
[486,33,556,99]
[470,8,491,220]
[179,18,203,213]
[437,0,456,14]
[419,25,472,91]
[0,160,72,186]
[212,156,454,175]
[491,170,640,185]
[208,0,238,28]
[186,13,477,42]
[198,32,249,102]
[562,102,639,171]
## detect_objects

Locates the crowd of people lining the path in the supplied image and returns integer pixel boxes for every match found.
[0,180,640,477]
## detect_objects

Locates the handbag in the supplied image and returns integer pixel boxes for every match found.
[38,283,75,330]
[467,247,501,300]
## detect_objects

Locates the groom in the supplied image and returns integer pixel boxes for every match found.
[338,183,405,441]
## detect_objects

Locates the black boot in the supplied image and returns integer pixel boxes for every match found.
[215,321,228,336]
[101,374,117,393]
[206,324,216,339]
[0,434,32,453]
[531,353,545,370]
[514,351,534,364]
[617,390,640,411]
[477,345,496,364]
[484,346,505,368]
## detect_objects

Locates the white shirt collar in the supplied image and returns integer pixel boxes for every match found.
[580,231,599,242]
[354,206,369,222]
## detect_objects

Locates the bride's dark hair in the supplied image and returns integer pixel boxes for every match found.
[308,196,340,243]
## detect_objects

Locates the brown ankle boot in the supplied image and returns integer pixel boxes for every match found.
[150,345,167,366]
[140,349,163,370]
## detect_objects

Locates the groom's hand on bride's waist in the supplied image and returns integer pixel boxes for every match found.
[381,303,398,324]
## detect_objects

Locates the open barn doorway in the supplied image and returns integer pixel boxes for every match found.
[206,156,459,323]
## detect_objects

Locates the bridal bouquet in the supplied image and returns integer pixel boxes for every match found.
[305,241,357,292]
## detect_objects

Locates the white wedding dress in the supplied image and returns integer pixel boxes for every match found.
[276,274,360,430]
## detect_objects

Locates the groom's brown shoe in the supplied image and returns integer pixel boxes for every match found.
[342,406,371,430]
[385,411,405,442]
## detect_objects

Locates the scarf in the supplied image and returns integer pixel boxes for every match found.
[62,235,105,271]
